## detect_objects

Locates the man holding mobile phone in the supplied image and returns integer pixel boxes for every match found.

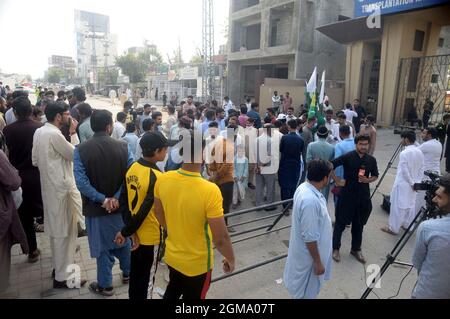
[330,135,379,264]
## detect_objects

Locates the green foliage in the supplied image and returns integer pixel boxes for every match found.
[98,67,119,85]
[116,46,169,83]
[47,67,64,84]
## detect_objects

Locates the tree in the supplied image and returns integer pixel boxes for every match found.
[98,67,119,85]
[115,53,147,83]
[189,47,203,65]
[170,39,184,69]
[47,67,64,84]
[190,55,203,65]
[139,46,166,74]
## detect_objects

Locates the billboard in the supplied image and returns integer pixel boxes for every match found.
[354,0,449,17]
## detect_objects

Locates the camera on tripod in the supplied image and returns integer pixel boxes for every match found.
[413,171,442,219]
[413,171,440,192]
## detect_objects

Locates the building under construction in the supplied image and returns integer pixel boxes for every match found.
[227,0,354,105]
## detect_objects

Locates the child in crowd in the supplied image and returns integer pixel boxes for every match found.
[232,145,249,209]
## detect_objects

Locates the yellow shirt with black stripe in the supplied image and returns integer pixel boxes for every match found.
[122,159,161,246]
[154,169,224,277]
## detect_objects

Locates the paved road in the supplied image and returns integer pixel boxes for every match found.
[1,123,430,299]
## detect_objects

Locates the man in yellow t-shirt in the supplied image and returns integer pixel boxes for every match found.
[115,132,177,300]
[154,130,235,300]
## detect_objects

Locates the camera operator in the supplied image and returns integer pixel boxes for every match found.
[415,128,442,212]
[411,174,450,299]
[382,131,424,236]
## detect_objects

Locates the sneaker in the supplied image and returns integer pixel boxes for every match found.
[28,249,41,263]
[248,183,256,190]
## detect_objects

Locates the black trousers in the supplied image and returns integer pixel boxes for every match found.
[129,245,158,300]
[333,212,364,252]
[280,187,296,209]
[18,206,37,253]
[219,182,234,224]
[163,266,211,300]
[446,156,450,173]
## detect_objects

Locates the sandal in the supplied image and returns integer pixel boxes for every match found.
[89,282,115,297]
[381,226,398,236]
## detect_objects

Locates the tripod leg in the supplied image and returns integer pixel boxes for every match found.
[266,202,292,231]
[370,142,403,199]
[361,206,428,299]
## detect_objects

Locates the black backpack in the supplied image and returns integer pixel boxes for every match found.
[381,194,390,214]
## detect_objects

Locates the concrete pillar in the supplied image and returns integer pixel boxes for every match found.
[260,7,270,52]
[377,18,404,126]
[345,42,364,104]
[228,61,241,103]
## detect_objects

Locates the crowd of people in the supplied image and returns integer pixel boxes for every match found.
[0,83,449,299]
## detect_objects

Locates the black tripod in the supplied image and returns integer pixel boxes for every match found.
[371,142,403,200]
[361,204,430,299]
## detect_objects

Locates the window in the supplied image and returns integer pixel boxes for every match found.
[407,58,420,92]
[413,30,425,52]
[438,38,444,48]
[431,74,439,84]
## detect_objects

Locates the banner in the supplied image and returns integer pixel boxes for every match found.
[354,0,449,18]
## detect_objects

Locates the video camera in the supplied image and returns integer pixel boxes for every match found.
[413,171,444,219]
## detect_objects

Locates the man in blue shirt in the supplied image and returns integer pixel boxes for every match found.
[201,109,217,135]
[284,159,333,299]
[334,125,356,180]
[247,102,262,129]
[74,109,136,297]
[412,174,450,298]
[216,108,226,131]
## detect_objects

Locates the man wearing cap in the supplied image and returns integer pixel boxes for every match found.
[115,132,177,300]
[306,126,335,202]
[74,110,135,297]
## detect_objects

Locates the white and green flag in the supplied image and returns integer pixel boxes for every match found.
[305,67,317,119]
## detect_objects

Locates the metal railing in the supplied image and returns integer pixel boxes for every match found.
[210,199,294,283]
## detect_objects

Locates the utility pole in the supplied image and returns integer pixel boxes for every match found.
[103,39,111,86]
[85,21,106,92]
[202,0,215,102]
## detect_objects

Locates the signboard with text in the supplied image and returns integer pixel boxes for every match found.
[354,0,449,17]
[179,67,199,80]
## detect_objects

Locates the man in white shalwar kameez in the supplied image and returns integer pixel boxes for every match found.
[284,160,333,299]
[32,102,86,288]
[415,128,442,212]
[382,131,424,236]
